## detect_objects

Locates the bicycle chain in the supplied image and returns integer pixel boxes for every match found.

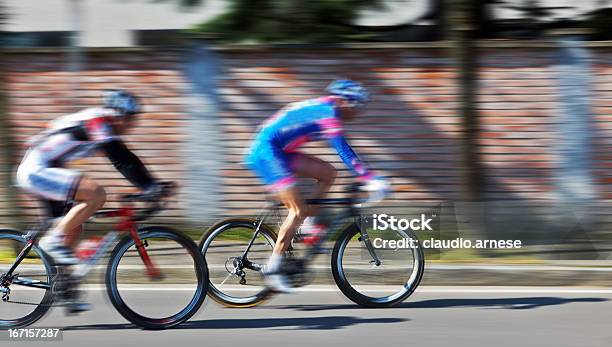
[2,288,57,306]
[4,298,54,306]
[4,291,73,307]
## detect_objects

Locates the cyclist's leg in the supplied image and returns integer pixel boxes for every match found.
[43,176,104,312]
[290,153,337,217]
[24,169,104,311]
[246,143,306,291]
[265,186,306,292]
[247,147,307,255]
[274,186,307,255]
[54,177,106,248]
[41,199,82,248]
[24,167,105,263]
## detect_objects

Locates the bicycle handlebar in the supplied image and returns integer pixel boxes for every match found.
[129,181,176,221]
[93,181,176,222]
[121,181,176,202]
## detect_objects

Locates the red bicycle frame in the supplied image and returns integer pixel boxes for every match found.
[95,204,162,279]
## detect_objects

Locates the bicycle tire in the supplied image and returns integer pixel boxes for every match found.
[105,226,208,330]
[331,224,425,308]
[198,218,276,308]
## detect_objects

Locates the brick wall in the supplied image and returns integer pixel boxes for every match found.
[212,45,612,241]
[2,45,612,238]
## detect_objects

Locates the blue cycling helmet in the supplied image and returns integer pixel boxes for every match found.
[103,89,141,116]
[325,79,370,106]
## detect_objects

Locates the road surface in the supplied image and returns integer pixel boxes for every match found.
[7,286,612,347]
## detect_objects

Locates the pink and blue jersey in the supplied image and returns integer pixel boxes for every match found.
[245,97,373,191]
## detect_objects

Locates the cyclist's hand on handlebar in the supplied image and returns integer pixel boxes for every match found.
[141,184,164,201]
[360,176,390,204]
[122,181,176,202]
[142,181,176,201]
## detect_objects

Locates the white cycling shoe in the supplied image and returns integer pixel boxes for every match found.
[264,253,296,293]
[38,236,80,265]
[264,272,296,294]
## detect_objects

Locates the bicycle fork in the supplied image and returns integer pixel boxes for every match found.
[129,227,163,280]
[358,228,382,267]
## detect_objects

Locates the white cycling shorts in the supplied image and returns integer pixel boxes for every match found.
[16,150,82,202]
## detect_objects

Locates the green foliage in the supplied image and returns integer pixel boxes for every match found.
[495,0,573,37]
[188,0,382,43]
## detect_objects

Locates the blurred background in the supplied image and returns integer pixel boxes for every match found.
[0,0,611,286]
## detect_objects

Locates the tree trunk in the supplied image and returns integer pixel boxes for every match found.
[448,0,484,203]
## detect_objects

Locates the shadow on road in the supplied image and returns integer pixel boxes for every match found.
[64,316,407,331]
[271,297,608,311]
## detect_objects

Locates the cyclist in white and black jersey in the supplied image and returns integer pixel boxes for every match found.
[16,90,159,311]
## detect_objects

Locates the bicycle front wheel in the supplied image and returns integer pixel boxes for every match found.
[106,226,208,330]
[199,219,276,308]
[332,224,425,308]
[0,229,55,328]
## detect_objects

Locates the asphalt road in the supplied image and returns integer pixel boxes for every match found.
[7,286,612,347]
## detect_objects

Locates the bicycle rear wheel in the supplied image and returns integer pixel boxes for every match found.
[106,226,208,330]
[0,229,55,328]
[199,219,275,308]
[332,224,424,307]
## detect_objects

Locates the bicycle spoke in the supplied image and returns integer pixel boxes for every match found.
[220,271,235,285]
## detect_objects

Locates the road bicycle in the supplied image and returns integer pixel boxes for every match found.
[199,182,424,308]
[0,182,208,329]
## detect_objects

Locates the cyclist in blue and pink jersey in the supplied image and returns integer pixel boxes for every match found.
[245,79,389,292]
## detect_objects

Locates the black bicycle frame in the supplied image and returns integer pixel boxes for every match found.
[238,193,382,270]
[1,227,52,291]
